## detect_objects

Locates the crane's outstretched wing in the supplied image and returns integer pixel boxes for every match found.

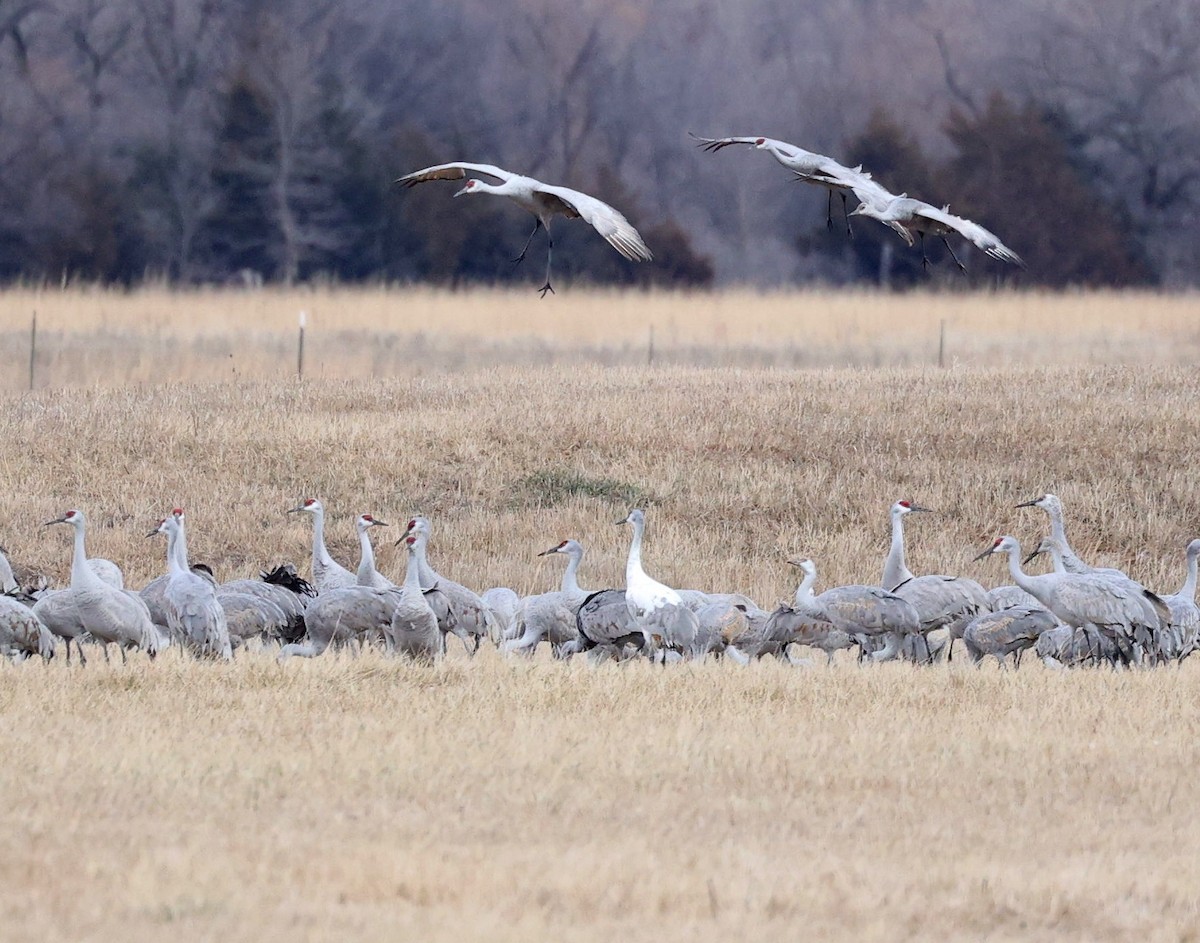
[537,184,653,262]
[915,204,1025,267]
[395,162,514,188]
[809,166,915,246]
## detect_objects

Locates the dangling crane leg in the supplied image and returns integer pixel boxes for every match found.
[511,219,542,267]
[841,192,853,238]
[539,229,556,297]
[826,190,834,231]
[941,235,968,273]
[919,232,931,271]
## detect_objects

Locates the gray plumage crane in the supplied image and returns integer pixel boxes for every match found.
[1015,493,1127,578]
[400,516,494,655]
[883,501,990,662]
[396,162,652,297]
[33,509,159,664]
[482,587,521,643]
[961,606,1058,668]
[288,498,357,593]
[505,540,589,657]
[0,594,54,661]
[278,585,399,660]
[565,589,644,661]
[218,565,313,646]
[390,534,446,661]
[353,513,394,589]
[848,192,1025,271]
[217,592,291,649]
[152,510,231,660]
[783,557,922,663]
[691,133,900,239]
[0,546,18,594]
[974,535,1167,666]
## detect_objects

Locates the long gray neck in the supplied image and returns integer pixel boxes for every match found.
[1045,503,1090,574]
[356,526,378,586]
[312,508,333,568]
[1004,545,1050,608]
[413,535,437,588]
[1180,547,1199,601]
[561,548,584,595]
[883,512,913,590]
[792,568,820,616]
[173,520,190,571]
[403,548,424,594]
[69,523,103,590]
[164,524,186,578]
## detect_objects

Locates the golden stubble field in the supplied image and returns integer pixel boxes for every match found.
[1,288,1199,940]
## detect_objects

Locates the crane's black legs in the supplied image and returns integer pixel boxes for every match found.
[841,191,853,238]
[919,232,931,270]
[539,231,555,297]
[941,235,968,273]
[511,219,542,267]
[826,190,834,230]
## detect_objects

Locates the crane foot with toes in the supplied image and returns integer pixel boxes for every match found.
[538,282,556,298]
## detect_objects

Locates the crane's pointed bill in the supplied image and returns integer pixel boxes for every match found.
[1014,499,1040,508]
[971,547,995,562]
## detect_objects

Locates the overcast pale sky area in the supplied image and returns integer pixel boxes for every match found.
[0,0,1195,288]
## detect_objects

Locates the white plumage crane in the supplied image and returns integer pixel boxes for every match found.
[1015,493,1127,578]
[617,508,700,656]
[396,162,653,297]
[882,500,990,662]
[288,498,357,593]
[153,510,232,660]
[34,509,159,664]
[974,536,1166,666]
[400,516,493,655]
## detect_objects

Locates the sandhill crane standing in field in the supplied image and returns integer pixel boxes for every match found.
[562,588,644,661]
[278,585,399,660]
[1015,493,1127,578]
[883,501,990,662]
[617,508,700,657]
[396,162,653,297]
[961,605,1058,668]
[974,536,1166,666]
[390,534,445,661]
[353,514,393,589]
[848,192,1025,272]
[218,565,313,646]
[153,511,231,660]
[216,592,290,649]
[482,587,521,643]
[400,517,493,654]
[1157,538,1200,662]
[288,499,357,593]
[691,133,897,239]
[781,557,921,663]
[0,595,54,661]
[505,540,589,657]
[34,509,158,663]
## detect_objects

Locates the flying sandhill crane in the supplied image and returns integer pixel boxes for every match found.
[400,516,493,655]
[617,508,700,657]
[505,540,590,657]
[288,498,357,593]
[390,534,445,661]
[780,557,922,663]
[883,501,990,662]
[848,192,1025,272]
[1015,493,1127,578]
[353,514,393,589]
[153,510,232,660]
[0,595,54,661]
[974,535,1166,666]
[961,606,1058,668]
[396,162,653,297]
[34,509,159,664]
[691,133,887,238]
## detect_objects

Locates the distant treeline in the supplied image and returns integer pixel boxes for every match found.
[0,0,1193,288]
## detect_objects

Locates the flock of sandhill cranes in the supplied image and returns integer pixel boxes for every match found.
[1,495,1195,671]
[396,133,1025,294]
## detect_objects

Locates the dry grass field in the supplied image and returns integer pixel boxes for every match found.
[1,288,1199,940]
